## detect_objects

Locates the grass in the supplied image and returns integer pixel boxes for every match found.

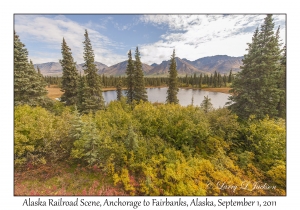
[46,85,63,100]
[14,163,127,196]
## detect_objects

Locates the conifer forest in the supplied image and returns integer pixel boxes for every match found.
[14,15,286,196]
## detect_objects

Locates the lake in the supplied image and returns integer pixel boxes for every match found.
[103,87,230,108]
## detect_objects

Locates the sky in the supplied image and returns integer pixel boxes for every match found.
[14,14,286,67]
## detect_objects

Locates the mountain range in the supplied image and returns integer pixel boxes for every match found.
[98,61,153,76]
[34,62,107,76]
[34,55,243,76]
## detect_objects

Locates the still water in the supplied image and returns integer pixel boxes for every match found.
[103,87,230,108]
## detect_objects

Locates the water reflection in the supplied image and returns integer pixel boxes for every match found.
[103,87,230,108]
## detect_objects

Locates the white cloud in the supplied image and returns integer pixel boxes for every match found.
[14,15,126,66]
[111,16,140,31]
[14,14,286,66]
[139,14,286,65]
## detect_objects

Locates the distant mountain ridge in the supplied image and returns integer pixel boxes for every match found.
[34,62,108,76]
[148,57,207,75]
[183,55,243,74]
[34,55,243,76]
[98,60,153,76]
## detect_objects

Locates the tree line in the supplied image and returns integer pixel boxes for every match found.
[44,70,234,89]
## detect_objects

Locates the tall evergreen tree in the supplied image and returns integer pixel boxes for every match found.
[205,75,209,86]
[229,15,283,119]
[37,66,41,75]
[60,38,79,106]
[277,45,286,118]
[78,75,98,114]
[82,29,105,112]
[166,49,179,104]
[185,74,189,87]
[199,73,203,89]
[218,72,222,87]
[213,71,218,87]
[29,60,48,101]
[37,66,47,87]
[209,74,213,87]
[125,50,135,104]
[14,32,48,106]
[77,74,85,111]
[14,31,30,105]
[133,47,148,102]
[116,79,123,101]
[223,74,227,87]
[228,69,233,83]
[193,73,197,88]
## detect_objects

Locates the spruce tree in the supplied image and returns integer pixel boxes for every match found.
[199,73,202,89]
[223,74,227,87]
[37,66,41,75]
[77,74,85,111]
[277,45,286,118]
[29,60,48,102]
[133,47,148,102]
[82,29,105,112]
[193,73,197,88]
[185,74,189,87]
[228,69,233,83]
[60,38,79,106]
[14,31,30,105]
[200,95,213,113]
[229,15,283,119]
[213,71,217,87]
[166,49,179,104]
[116,79,123,101]
[14,32,48,106]
[77,75,97,114]
[125,50,135,104]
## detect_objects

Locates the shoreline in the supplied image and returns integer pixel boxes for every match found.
[46,85,232,100]
[199,87,232,94]
[102,86,232,94]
